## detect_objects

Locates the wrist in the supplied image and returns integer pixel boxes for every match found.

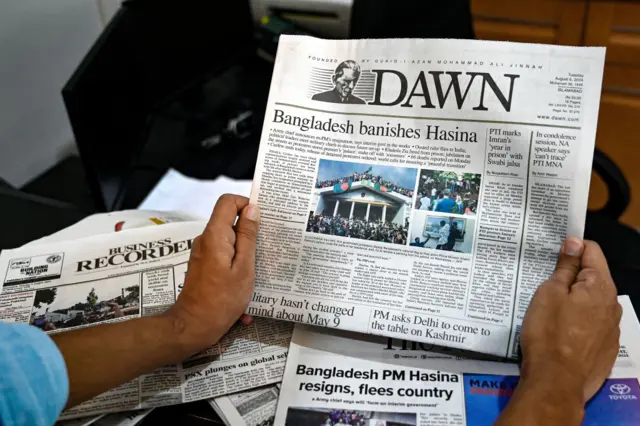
[514,378,584,425]
[521,356,586,400]
[162,306,226,359]
[514,360,585,425]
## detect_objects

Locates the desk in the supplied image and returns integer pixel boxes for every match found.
[0,186,88,250]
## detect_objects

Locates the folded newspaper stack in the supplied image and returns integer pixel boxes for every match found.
[209,385,281,426]
[276,296,640,426]
[247,36,606,358]
[57,408,153,426]
[0,210,293,421]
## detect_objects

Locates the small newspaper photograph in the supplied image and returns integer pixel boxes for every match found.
[248,36,606,358]
[275,296,640,426]
[210,384,280,426]
[0,220,292,419]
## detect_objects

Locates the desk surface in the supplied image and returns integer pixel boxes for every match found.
[0,187,88,250]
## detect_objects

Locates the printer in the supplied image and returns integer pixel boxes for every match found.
[250,0,353,38]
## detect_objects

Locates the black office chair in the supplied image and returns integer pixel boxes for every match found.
[586,149,640,312]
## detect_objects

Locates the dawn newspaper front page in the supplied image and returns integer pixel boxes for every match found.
[248,36,605,358]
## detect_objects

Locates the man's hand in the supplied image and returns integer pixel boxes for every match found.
[166,195,260,355]
[520,238,621,402]
[496,238,621,426]
[51,194,261,408]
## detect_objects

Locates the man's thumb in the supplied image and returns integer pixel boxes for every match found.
[233,204,260,270]
[549,236,584,290]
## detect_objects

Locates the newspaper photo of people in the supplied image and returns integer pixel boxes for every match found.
[308,160,416,246]
[415,169,481,215]
[310,60,368,105]
[30,278,140,331]
[285,407,416,426]
[409,210,476,253]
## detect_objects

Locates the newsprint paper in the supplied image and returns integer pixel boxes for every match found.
[210,384,280,426]
[0,221,292,419]
[25,210,199,248]
[57,408,153,426]
[275,296,640,426]
[248,36,606,358]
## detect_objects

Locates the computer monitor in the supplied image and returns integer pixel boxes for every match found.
[63,0,257,211]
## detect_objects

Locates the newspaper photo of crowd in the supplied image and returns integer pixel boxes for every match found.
[285,407,416,426]
[308,160,416,246]
[415,169,481,215]
[29,278,140,331]
[307,212,409,245]
[315,160,415,198]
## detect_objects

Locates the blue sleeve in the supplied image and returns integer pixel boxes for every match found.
[434,201,441,212]
[0,323,69,426]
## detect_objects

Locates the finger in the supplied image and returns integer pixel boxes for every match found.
[198,196,249,267]
[206,194,250,231]
[548,237,584,291]
[192,223,236,267]
[572,267,617,299]
[613,300,623,324]
[581,240,615,293]
[239,314,254,326]
[232,204,260,272]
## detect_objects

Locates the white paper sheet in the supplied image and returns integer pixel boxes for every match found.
[138,169,252,220]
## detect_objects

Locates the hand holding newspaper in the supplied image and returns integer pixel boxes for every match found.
[247,36,606,357]
[0,212,292,419]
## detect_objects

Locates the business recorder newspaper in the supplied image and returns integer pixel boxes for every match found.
[275,296,640,426]
[0,221,293,419]
[210,384,280,426]
[247,36,605,358]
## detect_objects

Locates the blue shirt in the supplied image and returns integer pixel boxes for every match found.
[0,323,69,426]
[435,197,456,213]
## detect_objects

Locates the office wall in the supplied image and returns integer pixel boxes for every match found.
[98,0,122,25]
[0,0,119,187]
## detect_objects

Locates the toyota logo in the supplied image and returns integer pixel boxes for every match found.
[610,384,632,395]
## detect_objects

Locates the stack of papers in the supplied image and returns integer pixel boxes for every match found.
[0,210,291,423]
[139,169,252,220]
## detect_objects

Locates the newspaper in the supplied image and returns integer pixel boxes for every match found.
[57,414,105,426]
[92,409,154,426]
[247,36,606,358]
[274,296,640,426]
[0,221,292,419]
[57,409,153,426]
[138,169,253,220]
[210,385,280,426]
[26,210,199,247]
